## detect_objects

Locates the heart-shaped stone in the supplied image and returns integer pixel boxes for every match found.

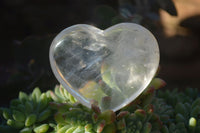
[49,23,159,112]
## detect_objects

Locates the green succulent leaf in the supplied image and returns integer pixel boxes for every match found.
[12,110,26,122]
[25,114,37,127]
[20,127,32,133]
[33,124,49,133]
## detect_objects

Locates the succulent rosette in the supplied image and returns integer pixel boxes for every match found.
[0,88,54,133]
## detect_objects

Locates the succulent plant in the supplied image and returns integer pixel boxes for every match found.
[0,88,54,133]
[48,77,167,133]
[1,77,200,133]
[156,88,200,133]
[50,102,117,133]
[48,85,77,104]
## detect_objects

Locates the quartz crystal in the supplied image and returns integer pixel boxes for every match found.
[49,23,160,111]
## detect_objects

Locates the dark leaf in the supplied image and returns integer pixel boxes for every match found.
[156,0,177,16]
[180,15,200,32]
[94,5,117,29]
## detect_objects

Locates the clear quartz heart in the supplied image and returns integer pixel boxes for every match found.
[49,23,159,112]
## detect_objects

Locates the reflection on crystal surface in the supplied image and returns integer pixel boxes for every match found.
[50,23,159,111]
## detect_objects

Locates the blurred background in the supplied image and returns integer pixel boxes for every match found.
[0,0,200,106]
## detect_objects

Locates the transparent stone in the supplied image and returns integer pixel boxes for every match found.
[49,23,159,111]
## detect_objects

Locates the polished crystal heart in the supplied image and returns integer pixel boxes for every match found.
[49,23,159,111]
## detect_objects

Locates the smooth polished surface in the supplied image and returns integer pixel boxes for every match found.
[49,23,160,111]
